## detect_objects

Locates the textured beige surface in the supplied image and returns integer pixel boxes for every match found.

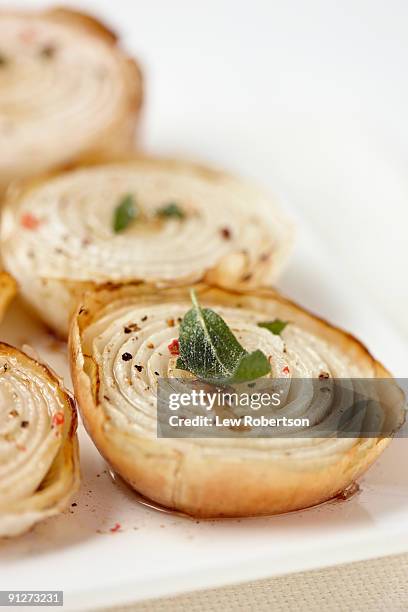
[102,553,408,612]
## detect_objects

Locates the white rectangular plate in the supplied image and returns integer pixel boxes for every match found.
[0,223,407,611]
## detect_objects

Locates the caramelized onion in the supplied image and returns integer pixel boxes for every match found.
[70,283,403,518]
[0,7,142,189]
[0,344,79,537]
[2,157,293,336]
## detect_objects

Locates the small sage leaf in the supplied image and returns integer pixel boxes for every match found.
[257,319,288,335]
[113,194,137,233]
[157,203,185,219]
[231,350,271,383]
[178,290,270,383]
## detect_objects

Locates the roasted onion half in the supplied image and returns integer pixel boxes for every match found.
[1,157,293,336]
[0,7,142,189]
[70,283,404,518]
[0,344,79,537]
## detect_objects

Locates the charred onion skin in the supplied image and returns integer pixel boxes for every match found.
[70,283,399,518]
[0,7,143,190]
[1,156,293,337]
[0,343,79,537]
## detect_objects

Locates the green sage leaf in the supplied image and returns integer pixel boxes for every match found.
[156,203,185,219]
[178,290,270,383]
[257,319,288,335]
[113,194,137,233]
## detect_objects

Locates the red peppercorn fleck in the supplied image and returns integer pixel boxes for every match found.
[21,213,40,230]
[282,366,290,375]
[110,522,121,533]
[52,412,65,427]
[168,339,180,355]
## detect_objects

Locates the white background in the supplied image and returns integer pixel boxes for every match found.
[9,0,408,338]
